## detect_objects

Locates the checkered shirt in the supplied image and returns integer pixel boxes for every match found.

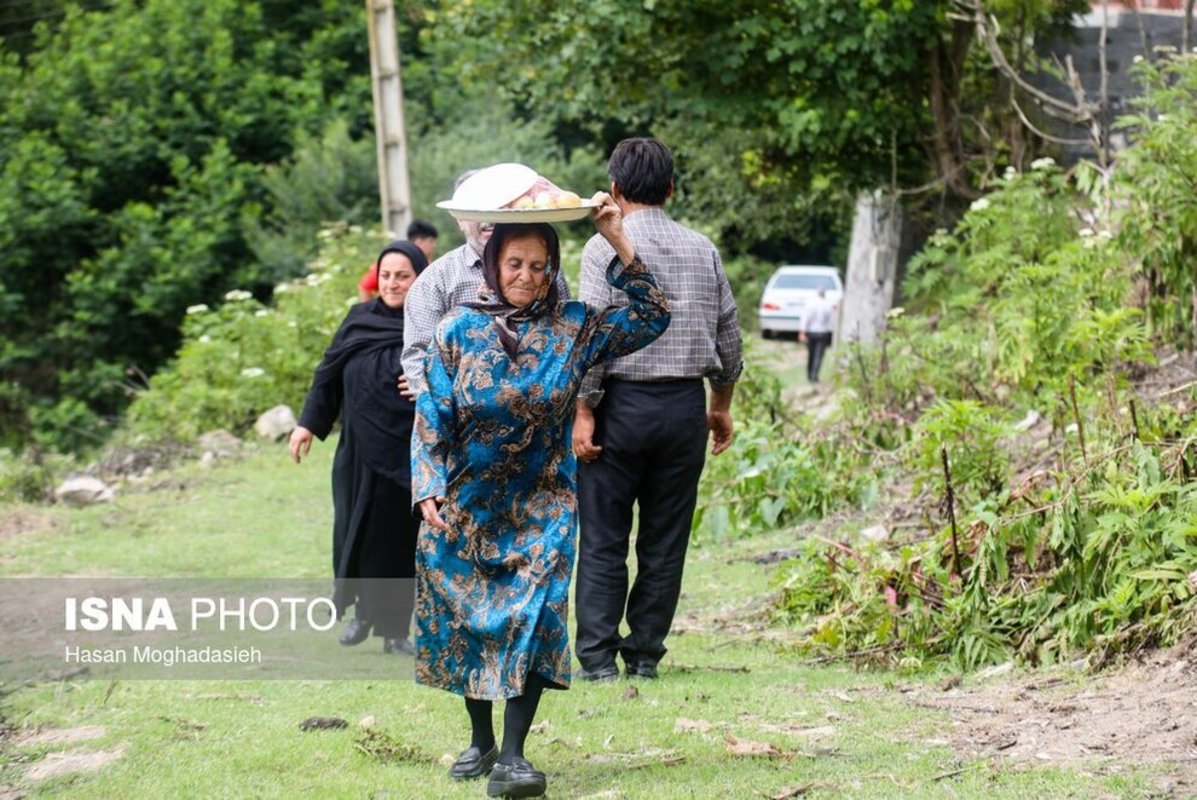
[578,207,743,406]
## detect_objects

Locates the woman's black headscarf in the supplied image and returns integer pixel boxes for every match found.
[467,222,562,358]
[370,239,429,318]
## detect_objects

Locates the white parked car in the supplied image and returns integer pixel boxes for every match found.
[757,265,843,339]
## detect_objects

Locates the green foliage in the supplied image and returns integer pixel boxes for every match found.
[694,346,872,541]
[242,119,380,283]
[772,55,1197,669]
[126,228,381,442]
[0,448,73,504]
[847,163,1148,430]
[1116,55,1197,350]
[720,252,782,329]
[0,0,370,452]
[438,1,938,189]
[777,436,1197,669]
[908,400,1009,504]
[431,0,1086,255]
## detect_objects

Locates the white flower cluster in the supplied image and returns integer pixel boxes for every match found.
[186,304,210,315]
[274,283,290,295]
[224,289,253,302]
[240,367,265,378]
[1003,166,1018,180]
[1030,157,1055,171]
[304,272,333,286]
[198,335,212,344]
[254,309,270,318]
[970,197,991,212]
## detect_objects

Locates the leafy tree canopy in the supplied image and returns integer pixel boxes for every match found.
[0,0,368,450]
[432,0,1085,234]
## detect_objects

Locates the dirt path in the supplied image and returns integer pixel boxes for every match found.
[905,641,1197,794]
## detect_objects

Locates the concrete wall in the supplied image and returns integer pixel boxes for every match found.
[1032,7,1189,158]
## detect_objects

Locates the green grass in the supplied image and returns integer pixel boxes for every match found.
[0,440,1162,798]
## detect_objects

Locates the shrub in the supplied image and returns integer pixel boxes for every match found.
[126,227,380,442]
[772,54,1197,669]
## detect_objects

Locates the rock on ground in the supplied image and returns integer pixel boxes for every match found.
[254,406,297,442]
[53,476,115,507]
[197,429,242,458]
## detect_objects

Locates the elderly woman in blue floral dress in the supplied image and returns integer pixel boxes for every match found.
[411,194,669,798]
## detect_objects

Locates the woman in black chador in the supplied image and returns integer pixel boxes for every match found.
[289,240,428,654]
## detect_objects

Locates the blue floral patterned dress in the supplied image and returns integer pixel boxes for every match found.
[411,255,669,700]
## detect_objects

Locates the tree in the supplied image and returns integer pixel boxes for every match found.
[0,0,370,450]
[431,0,1085,240]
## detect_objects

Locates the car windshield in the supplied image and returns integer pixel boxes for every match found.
[773,274,837,291]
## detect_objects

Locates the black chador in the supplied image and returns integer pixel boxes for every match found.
[297,240,427,644]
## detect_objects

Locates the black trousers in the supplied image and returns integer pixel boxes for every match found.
[806,332,832,383]
[575,379,708,671]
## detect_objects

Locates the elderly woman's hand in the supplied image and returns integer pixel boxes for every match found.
[419,497,451,532]
[590,192,636,266]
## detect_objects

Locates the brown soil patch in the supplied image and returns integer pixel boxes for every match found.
[0,510,58,541]
[909,639,1197,791]
[17,726,106,747]
[24,747,123,781]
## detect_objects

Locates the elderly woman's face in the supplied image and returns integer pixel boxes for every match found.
[377,252,418,308]
[498,233,549,309]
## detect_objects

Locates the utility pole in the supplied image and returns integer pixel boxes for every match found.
[365,0,412,237]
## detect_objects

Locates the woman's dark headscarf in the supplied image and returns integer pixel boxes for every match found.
[468,222,562,358]
[371,239,429,317]
[307,238,428,399]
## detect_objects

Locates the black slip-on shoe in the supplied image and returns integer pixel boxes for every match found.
[382,637,415,655]
[486,757,546,798]
[338,618,371,646]
[449,744,498,781]
[624,663,659,679]
[575,664,619,683]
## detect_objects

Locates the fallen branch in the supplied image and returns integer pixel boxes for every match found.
[669,663,752,674]
[942,446,961,577]
[1157,379,1196,398]
[1069,374,1088,465]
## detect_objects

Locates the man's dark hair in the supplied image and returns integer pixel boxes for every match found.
[608,138,674,206]
[406,219,438,240]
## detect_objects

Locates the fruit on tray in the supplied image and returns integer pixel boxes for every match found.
[505,177,583,210]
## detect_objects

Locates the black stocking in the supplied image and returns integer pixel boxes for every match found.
[499,672,547,765]
[464,697,495,752]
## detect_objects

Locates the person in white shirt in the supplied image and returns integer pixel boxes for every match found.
[800,284,835,383]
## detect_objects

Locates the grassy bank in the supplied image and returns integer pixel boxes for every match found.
[0,443,1165,798]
